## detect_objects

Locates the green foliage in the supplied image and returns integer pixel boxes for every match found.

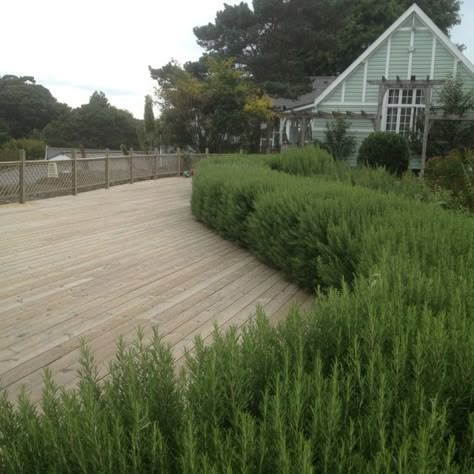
[0,75,68,140]
[438,74,474,116]
[425,148,474,211]
[264,147,436,203]
[152,58,272,152]
[0,138,46,161]
[42,91,139,149]
[3,151,473,471]
[193,0,461,96]
[428,75,474,157]
[322,119,356,160]
[358,132,410,174]
[137,95,159,153]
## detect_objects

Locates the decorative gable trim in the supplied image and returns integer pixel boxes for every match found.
[310,3,474,110]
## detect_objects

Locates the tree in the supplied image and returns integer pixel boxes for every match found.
[151,58,272,152]
[194,0,461,96]
[425,75,474,157]
[42,91,139,149]
[137,95,159,153]
[323,119,356,161]
[0,75,68,139]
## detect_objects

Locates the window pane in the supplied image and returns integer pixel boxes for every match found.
[402,89,413,104]
[385,107,398,132]
[388,89,400,104]
[399,108,412,136]
[416,89,425,105]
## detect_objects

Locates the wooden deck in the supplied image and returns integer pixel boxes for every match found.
[0,178,313,402]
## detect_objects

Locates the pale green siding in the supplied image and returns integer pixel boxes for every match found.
[433,40,456,80]
[414,16,425,27]
[324,84,342,103]
[411,30,433,77]
[389,30,411,79]
[344,64,365,102]
[365,42,389,103]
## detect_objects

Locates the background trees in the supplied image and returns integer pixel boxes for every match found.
[0,76,140,157]
[193,0,462,97]
[0,75,67,142]
[152,58,272,152]
[42,91,139,149]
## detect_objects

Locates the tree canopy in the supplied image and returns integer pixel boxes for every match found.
[42,91,139,149]
[152,58,272,152]
[0,75,68,140]
[193,0,462,96]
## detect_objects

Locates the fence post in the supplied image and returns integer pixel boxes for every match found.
[105,148,110,189]
[205,147,209,158]
[129,148,134,183]
[177,148,181,176]
[72,149,78,195]
[153,147,158,180]
[19,149,26,204]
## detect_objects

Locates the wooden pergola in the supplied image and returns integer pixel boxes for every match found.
[281,110,377,146]
[368,78,445,173]
[277,77,473,173]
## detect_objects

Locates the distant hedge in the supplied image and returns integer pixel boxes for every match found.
[1,148,473,472]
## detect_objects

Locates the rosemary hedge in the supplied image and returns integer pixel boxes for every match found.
[1,148,473,472]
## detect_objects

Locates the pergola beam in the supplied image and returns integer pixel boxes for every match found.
[368,79,445,88]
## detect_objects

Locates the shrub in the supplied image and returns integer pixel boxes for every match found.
[323,118,356,160]
[0,138,46,161]
[425,148,474,211]
[2,151,474,472]
[358,132,410,174]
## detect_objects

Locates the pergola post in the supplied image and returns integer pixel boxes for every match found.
[420,85,432,177]
[300,117,306,146]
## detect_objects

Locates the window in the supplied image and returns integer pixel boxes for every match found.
[384,88,425,137]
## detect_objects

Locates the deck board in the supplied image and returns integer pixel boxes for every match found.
[0,179,313,402]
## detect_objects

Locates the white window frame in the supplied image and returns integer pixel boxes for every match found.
[382,88,425,137]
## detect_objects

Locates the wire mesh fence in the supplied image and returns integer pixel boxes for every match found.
[0,152,213,204]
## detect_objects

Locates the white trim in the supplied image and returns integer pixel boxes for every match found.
[313,4,474,108]
[408,27,415,79]
[312,128,372,133]
[399,26,428,31]
[319,102,378,107]
[362,60,368,102]
[453,57,459,75]
[430,36,436,79]
[341,81,346,102]
[385,37,392,78]
[292,101,378,111]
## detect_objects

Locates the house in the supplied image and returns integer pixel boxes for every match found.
[267,3,474,170]
[261,76,336,151]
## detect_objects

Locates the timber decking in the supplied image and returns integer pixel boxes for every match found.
[0,178,313,402]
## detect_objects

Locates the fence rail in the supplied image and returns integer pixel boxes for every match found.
[0,150,213,204]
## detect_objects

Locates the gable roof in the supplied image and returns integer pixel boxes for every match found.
[308,3,474,110]
[271,76,336,111]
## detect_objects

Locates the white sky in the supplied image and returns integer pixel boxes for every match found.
[1,0,473,119]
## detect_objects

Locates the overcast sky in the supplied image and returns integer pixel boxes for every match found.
[1,0,473,118]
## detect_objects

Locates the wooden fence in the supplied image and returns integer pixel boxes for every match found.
[0,149,212,204]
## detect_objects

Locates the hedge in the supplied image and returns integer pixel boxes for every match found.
[1,148,473,472]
